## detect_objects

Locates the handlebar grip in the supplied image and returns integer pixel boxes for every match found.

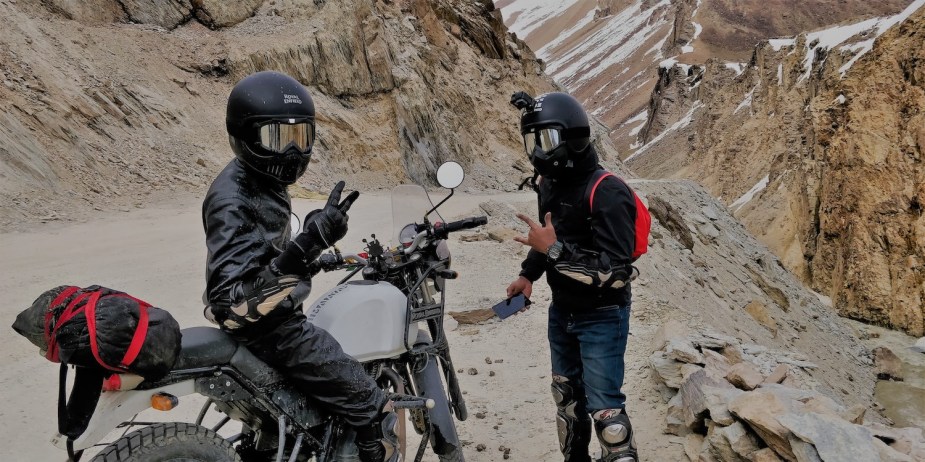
[435,216,488,238]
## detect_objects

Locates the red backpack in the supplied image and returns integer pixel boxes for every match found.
[586,170,651,261]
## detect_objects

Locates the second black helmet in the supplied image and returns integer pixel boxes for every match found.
[514,91,592,179]
[226,71,316,185]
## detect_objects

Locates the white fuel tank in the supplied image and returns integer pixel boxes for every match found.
[305,280,417,362]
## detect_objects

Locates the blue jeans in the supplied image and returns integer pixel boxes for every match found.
[548,302,631,414]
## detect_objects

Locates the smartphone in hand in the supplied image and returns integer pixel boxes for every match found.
[492,294,533,320]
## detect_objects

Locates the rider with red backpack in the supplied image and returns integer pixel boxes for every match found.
[506,91,650,462]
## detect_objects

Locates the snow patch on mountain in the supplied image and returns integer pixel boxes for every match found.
[500,0,582,41]
[730,174,770,211]
[547,0,672,86]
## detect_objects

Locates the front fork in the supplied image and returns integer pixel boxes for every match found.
[409,331,466,456]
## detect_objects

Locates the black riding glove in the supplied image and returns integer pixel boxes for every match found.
[273,181,360,275]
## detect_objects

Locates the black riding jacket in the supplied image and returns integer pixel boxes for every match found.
[202,160,310,323]
[520,152,637,310]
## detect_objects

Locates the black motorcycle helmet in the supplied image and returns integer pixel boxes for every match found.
[226,71,316,185]
[511,91,592,180]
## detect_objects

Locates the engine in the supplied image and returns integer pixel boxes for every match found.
[305,281,417,362]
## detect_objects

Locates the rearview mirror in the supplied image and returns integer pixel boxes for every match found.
[436,161,464,189]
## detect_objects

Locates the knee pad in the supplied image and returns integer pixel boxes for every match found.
[551,377,592,462]
[594,409,637,462]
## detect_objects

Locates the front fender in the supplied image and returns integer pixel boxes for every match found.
[52,380,196,451]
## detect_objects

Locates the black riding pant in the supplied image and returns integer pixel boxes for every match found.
[234,309,387,428]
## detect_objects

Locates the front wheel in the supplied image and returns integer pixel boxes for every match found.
[90,422,241,462]
[410,354,464,462]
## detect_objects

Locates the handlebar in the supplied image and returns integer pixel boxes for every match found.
[433,216,488,239]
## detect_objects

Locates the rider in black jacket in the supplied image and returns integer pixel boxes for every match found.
[202,71,397,462]
[507,92,639,462]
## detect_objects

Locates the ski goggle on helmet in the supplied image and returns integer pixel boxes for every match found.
[522,127,565,155]
[256,118,315,154]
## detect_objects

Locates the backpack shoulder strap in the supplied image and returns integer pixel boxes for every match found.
[587,169,616,212]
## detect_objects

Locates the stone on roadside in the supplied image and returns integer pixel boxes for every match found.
[701,385,744,426]
[873,438,914,462]
[726,362,764,391]
[703,349,732,380]
[721,344,745,365]
[652,319,691,352]
[679,369,734,431]
[719,421,761,460]
[650,351,684,389]
[729,389,798,461]
[666,392,688,436]
[841,403,866,425]
[684,433,705,461]
[779,412,881,462]
[487,227,519,243]
[763,364,789,385]
[448,308,496,325]
[667,338,705,364]
[788,436,823,462]
[751,448,785,462]
[873,346,904,381]
[460,233,489,242]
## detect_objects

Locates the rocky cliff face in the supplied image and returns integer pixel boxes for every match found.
[628,2,925,335]
[2,0,623,230]
[495,0,912,153]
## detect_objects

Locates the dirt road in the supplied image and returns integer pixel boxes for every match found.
[0,189,683,461]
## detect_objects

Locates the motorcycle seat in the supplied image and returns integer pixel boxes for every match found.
[174,326,239,369]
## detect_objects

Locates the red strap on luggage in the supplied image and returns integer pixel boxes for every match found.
[115,294,150,369]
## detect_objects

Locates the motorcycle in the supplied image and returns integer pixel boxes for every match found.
[56,161,486,462]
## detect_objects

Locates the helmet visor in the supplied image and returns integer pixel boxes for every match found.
[258,121,315,154]
[523,128,563,155]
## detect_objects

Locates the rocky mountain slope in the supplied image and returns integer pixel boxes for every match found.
[495,0,912,153]
[2,0,634,230]
[627,1,925,336]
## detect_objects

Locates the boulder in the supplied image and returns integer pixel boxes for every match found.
[684,433,705,461]
[651,351,685,389]
[704,422,742,462]
[701,385,744,426]
[652,318,692,352]
[703,349,733,380]
[763,364,789,385]
[120,0,192,29]
[195,0,263,28]
[872,439,914,462]
[726,362,765,391]
[866,423,925,460]
[667,338,705,364]
[779,412,882,462]
[679,369,735,432]
[719,421,761,460]
[873,347,904,381]
[788,437,823,462]
[728,389,798,461]
[750,448,785,462]
[666,392,689,436]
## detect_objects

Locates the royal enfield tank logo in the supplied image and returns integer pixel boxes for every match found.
[533,93,548,112]
[283,93,302,104]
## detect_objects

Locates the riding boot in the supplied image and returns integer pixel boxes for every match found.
[356,412,400,462]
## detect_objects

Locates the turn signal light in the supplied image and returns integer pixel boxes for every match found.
[151,393,179,411]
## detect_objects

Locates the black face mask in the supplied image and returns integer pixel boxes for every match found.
[529,143,572,179]
[270,147,311,185]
